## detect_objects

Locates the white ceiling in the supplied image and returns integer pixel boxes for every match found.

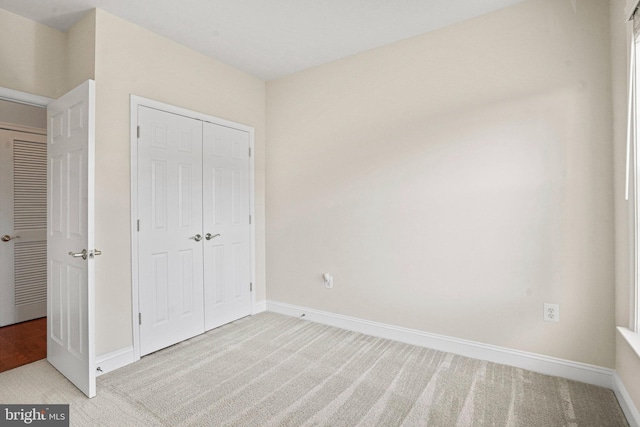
[0,0,526,81]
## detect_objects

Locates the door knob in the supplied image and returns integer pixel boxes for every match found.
[205,233,220,241]
[69,249,88,260]
[1,235,19,242]
[89,249,102,258]
[191,234,203,242]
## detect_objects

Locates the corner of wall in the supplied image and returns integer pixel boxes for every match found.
[611,0,640,422]
[0,8,67,98]
[66,9,97,92]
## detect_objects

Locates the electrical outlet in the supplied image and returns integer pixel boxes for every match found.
[544,303,560,322]
[323,273,333,289]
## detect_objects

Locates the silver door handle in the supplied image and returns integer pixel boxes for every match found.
[1,235,19,242]
[89,249,102,258]
[191,234,203,242]
[205,233,220,241]
[69,249,88,260]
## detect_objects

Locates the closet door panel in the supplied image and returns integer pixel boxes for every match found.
[138,106,204,356]
[202,123,251,331]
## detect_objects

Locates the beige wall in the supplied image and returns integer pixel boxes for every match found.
[66,10,96,91]
[93,10,266,355]
[611,0,640,412]
[266,0,615,367]
[0,99,45,129]
[0,8,67,98]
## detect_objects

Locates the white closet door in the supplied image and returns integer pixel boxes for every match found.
[202,122,251,331]
[138,106,204,356]
[0,130,47,327]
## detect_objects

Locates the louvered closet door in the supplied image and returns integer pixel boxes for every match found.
[0,130,47,327]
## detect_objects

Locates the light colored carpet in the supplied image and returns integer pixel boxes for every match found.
[0,312,629,426]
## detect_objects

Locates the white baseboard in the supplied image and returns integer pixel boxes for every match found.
[95,346,134,377]
[254,300,267,314]
[614,372,640,427]
[266,300,614,389]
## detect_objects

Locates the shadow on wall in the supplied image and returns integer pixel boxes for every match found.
[269,82,611,360]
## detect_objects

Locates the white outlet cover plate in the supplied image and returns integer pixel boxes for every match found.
[544,303,560,322]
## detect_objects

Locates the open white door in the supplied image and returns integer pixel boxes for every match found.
[47,80,96,398]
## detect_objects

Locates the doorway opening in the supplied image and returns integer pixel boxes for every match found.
[0,98,47,373]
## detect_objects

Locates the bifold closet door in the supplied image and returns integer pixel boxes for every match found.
[202,123,251,331]
[138,106,204,356]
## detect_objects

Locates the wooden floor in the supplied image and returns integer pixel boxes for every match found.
[0,317,47,373]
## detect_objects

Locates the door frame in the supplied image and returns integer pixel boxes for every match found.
[0,88,52,323]
[130,95,256,362]
[0,87,54,108]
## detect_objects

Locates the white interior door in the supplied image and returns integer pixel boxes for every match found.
[0,130,47,327]
[137,106,205,356]
[47,80,96,398]
[203,123,252,330]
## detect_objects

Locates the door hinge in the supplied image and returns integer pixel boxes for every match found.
[138,313,142,325]
[249,147,252,157]
[249,215,252,225]
[250,282,253,292]
[137,126,141,139]
[137,219,140,232]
